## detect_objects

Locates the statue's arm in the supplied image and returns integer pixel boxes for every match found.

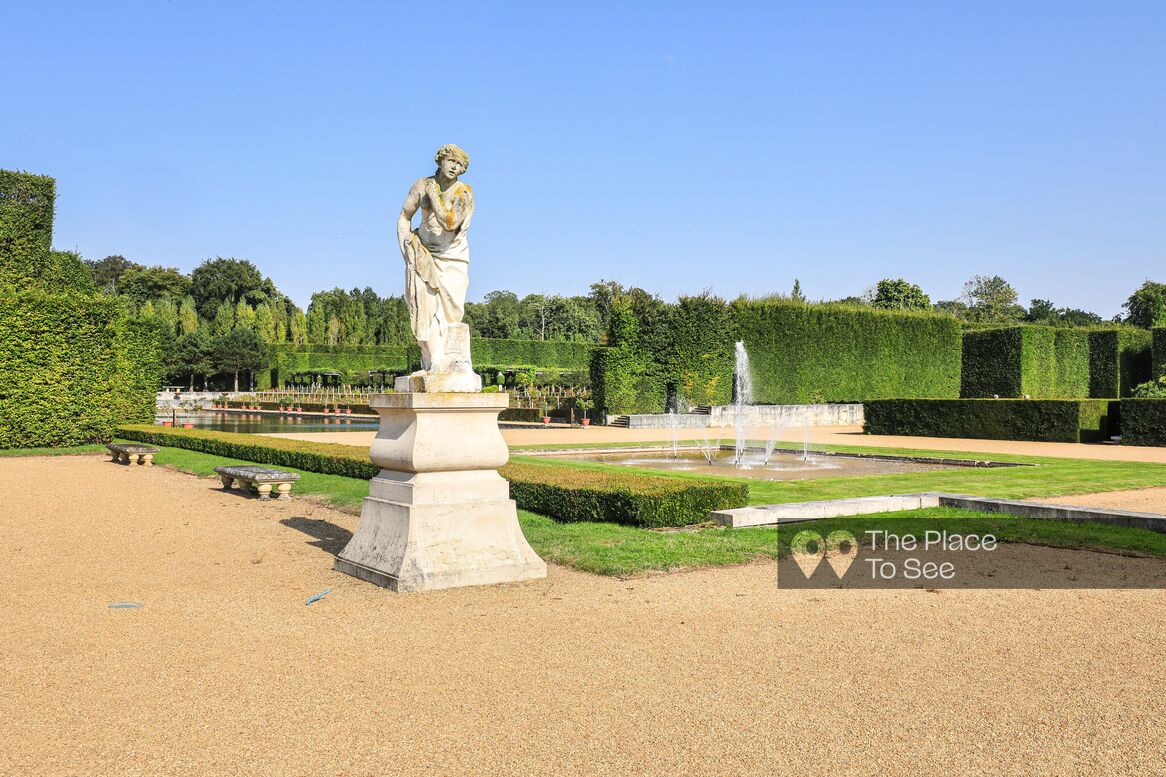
[397,181,425,252]
[459,186,475,233]
[424,178,472,233]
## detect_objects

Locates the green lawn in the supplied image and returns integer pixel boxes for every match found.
[5,440,1165,577]
[0,444,107,457]
[521,507,1166,576]
[510,443,1166,506]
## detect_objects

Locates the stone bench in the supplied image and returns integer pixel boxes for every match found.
[213,465,300,500]
[107,443,158,466]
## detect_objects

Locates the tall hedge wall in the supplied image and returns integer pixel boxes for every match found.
[1155,328,1166,379]
[261,339,602,389]
[864,398,1116,443]
[963,325,1150,399]
[735,303,962,405]
[961,327,1056,398]
[263,343,413,389]
[0,170,55,288]
[471,338,599,371]
[0,170,162,448]
[0,292,161,447]
[1089,328,1152,398]
[1120,399,1166,446]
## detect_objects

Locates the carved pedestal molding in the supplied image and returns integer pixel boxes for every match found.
[334,392,546,592]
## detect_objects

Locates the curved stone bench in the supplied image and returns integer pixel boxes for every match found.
[107,443,158,466]
[213,465,300,500]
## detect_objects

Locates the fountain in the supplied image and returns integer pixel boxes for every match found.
[733,341,753,465]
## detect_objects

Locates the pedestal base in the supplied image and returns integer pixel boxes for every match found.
[335,491,546,592]
[333,392,547,592]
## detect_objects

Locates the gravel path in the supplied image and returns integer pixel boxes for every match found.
[3,455,1165,775]
[1032,487,1166,514]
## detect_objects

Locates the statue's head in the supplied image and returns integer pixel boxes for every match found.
[434,144,470,178]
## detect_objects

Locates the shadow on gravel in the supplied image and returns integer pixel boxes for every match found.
[281,517,352,557]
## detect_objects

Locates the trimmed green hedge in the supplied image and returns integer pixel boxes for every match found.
[263,343,413,389]
[963,325,1150,399]
[262,339,603,389]
[961,327,1056,398]
[115,425,749,526]
[472,339,600,371]
[1,171,162,448]
[117,424,380,478]
[864,398,1116,443]
[0,293,161,447]
[47,249,97,293]
[736,302,962,405]
[1154,329,1166,379]
[1120,399,1166,446]
[1089,328,1152,398]
[504,462,748,528]
[0,170,55,288]
[1053,328,1091,399]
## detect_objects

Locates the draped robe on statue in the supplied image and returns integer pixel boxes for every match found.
[401,181,473,371]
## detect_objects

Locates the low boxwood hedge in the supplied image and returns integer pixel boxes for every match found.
[864,398,1117,443]
[503,462,748,528]
[117,424,379,478]
[115,425,748,527]
[1120,399,1166,446]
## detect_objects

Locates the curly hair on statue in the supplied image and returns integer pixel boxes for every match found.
[434,143,470,171]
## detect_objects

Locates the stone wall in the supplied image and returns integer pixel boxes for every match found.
[624,404,864,429]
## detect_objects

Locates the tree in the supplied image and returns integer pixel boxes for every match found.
[212,300,235,336]
[522,294,551,340]
[961,275,1022,323]
[873,278,930,310]
[588,280,626,339]
[1024,298,1058,325]
[1025,299,1102,327]
[153,298,179,336]
[1123,280,1166,328]
[118,265,191,304]
[178,295,199,335]
[213,328,267,392]
[306,305,326,344]
[934,299,970,319]
[469,290,521,339]
[234,299,257,331]
[791,279,806,302]
[290,309,309,345]
[175,331,216,390]
[253,303,276,344]
[86,254,140,293]
[1059,308,1102,327]
[189,257,277,318]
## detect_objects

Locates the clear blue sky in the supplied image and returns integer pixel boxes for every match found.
[2,1,1162,317]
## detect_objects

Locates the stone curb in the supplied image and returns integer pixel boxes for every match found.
[710,492,1166,533]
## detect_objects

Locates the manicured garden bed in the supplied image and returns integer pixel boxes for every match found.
[115,425,749,527]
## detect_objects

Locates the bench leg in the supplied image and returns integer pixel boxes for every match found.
[220,475,234,489]
[233,478,247,491]
[108,451,119,463]
[276,482,292,500]
[121,452,133,465]
[140,454,154,467]
[256,483,273,500]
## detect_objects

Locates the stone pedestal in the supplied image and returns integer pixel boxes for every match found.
[334,392,547,592]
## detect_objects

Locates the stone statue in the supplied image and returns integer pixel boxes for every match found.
[334,143,546,592]
[397,144,477,388]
